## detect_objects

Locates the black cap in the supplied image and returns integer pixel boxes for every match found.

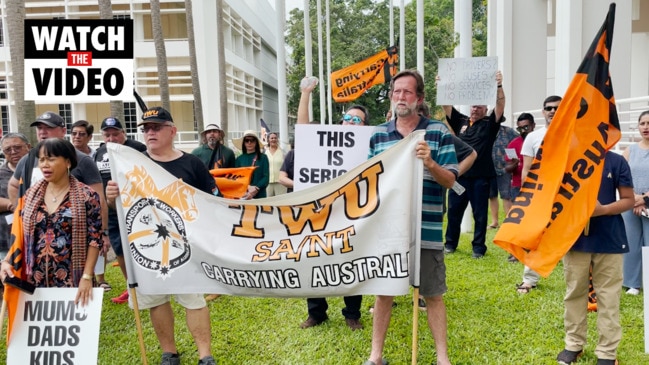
[31,111,65,128]
[101,117,123,131]
[138,106,173,125]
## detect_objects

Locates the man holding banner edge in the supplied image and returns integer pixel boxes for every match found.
[364,69,458,365]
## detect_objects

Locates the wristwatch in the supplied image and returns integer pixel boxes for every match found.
[643,195,649,206]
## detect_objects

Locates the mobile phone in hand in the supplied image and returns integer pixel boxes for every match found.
[3,276,36,295]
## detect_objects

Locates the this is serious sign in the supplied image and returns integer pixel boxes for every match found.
[24,19,134,102]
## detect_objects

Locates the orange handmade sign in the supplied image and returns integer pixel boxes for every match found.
[494,4,620,277]
[210,167,256,199]
[331,46,398,103]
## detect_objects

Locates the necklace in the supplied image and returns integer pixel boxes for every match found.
[48,187,69,202]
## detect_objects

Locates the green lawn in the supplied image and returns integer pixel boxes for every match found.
[1,218,647,364]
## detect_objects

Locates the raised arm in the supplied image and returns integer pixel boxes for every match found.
[494,70,505,121]
[297,77,318,124]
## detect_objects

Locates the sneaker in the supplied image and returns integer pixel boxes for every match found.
[111,290,129,304]
[507,254,519,263]
[626,288,640,295]
[596,359,618,365]
[160,352,180,365]
[345,318,363,330]
[556,349,582,365]
[444,247,456,254]
[472,252,485,259]
[198,355,217,365]
[299,316,326,329]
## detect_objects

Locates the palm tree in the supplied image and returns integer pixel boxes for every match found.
[98,0,124,122]
[185,0,203,128]
[6,0,36,143]
[150,0,170,111]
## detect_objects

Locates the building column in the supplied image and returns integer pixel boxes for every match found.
[192,1,221,130]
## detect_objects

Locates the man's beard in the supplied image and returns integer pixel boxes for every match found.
[393,101,417,118]
[208,137,218,148]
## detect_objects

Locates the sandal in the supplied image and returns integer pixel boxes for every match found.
[488,224,499,229]
[98,281,112,292]
[516,282,536,294]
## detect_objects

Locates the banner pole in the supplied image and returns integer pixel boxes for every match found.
[130,286,148,365]
[411,287,419,365]
[107,143,148,364]
[411,132,424,365]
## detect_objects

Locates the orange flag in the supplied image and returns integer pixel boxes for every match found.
[210,167,256,199]
[494,4,620,277]
[331,45,398,103]
[4,180,26,344]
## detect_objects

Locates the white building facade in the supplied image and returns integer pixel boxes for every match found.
[0,0,280,150]
[487,0,648,148]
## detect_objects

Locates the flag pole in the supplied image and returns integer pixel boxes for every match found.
[129,287,148,365]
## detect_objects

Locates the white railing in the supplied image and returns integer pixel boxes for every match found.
[513,95,649,153]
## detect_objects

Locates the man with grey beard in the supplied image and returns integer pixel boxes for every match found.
[191,123,235,169]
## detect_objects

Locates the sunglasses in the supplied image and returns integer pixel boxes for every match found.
[244,138,257,143]
[342,114,363,125]
[140,124,172,133]
[516,125,532,132]
[543,105,559,112]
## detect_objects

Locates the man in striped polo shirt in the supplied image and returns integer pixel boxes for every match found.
[363,70,458,365]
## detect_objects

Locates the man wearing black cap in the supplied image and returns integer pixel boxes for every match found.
[8,111,106,220]
[191,123,235,169]
[94,116,146,304]
[105,106,217,365]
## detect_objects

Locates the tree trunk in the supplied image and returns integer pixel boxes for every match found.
[185,0,203,128]
[150,0,170,111]
[98,0,124,121]
[6,0,36,144]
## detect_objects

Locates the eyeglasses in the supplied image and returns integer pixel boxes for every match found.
[71,131,88,137]
[516,125,532,132]
[244,138,256,143]
[2,145,26,154]
[342,114,364,125]
[140,124,172,133]
[543,105,559,112]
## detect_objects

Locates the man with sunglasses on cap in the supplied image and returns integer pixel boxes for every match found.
[192,123,235,169]
[94,116,147,304]
[516,95,562,294]
[105,107,217,365]
[295,76,367,331]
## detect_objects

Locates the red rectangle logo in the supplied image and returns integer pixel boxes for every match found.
[67,52,92,66]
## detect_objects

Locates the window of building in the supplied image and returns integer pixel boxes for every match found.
[123,102,138,135]
[113,14,131,20]
[58,104,72,130]
[1,106,8,136]
[0,20,4,47]
[0,78,6,100]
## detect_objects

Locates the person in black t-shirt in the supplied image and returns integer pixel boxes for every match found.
[439,71,506,259]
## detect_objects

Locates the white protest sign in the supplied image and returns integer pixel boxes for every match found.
[294,124,374,191]
[24,19,134,102]
[7,288,104,365]
[436,56,498,106]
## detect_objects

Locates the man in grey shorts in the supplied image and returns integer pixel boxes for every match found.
[364,70,458,365]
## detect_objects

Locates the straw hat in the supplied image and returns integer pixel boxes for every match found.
[233,130,262,151]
